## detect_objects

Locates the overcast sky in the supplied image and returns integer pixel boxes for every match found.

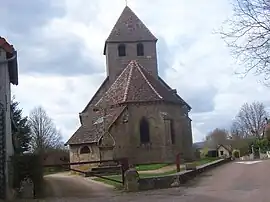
[1,0,269,143]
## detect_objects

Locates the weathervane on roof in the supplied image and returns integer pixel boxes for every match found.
[125,0,128,6]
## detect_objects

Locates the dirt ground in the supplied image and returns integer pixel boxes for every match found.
[15,160,270,202]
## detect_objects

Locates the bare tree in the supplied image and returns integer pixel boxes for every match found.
[28,106,64,153]
[232,101,269,138]
[205,128,229,146]
[220,0,270,84]
[230,121,246,139]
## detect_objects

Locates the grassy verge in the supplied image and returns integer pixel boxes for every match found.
[135,163,169,171]
[92,157,219,188]
[92,169,179,188]
[93,177,124,189]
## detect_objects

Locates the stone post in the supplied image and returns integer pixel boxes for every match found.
[176,153,180,172]
[124,165,139,192]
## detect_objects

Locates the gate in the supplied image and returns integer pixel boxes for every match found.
[0,104,6,199]
[43,158,129,185]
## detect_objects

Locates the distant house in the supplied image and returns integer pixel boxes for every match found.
[193,141,233,158]
[217,144,232,158]
[193,141,217,157]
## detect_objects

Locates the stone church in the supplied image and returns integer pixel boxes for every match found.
[66,6,193,165]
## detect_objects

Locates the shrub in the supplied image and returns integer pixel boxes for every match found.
[232,150,240,158]
[11,154,44,198]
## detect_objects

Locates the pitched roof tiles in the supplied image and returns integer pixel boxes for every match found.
[106,6,157,43]
[65,106,126,145]
[95,60,183,108]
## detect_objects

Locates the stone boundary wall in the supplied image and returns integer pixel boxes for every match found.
[138,158,231,191]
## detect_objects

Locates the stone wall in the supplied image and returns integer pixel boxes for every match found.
[105,41,158,82]
[71,102,193,166]
[69,144,100,170]
[0,104,5,199]
[138,158,231,191]
[218,146,230,158]
[0,47,14,200]
[110,103,193,164]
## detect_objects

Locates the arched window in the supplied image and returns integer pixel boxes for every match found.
[170,120,175,144]
[137,43,144,56]
[118,44,126,57]
[140,117,150,144]
[80,146,91,154]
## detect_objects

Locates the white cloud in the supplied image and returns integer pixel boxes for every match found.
[4,0,270,143]
[12,73,106,139]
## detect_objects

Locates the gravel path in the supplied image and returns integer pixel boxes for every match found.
[43,172,114,198]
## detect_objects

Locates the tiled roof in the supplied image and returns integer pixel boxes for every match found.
[81,77,109,113]
[106,6,157,43]
[0,37,13,53]
[65,106,126,145]
[95,60,184,107]
[158,77,191,110]
[217,144,233,152]
[0,37,18,85]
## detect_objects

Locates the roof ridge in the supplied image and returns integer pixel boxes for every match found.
[95,65,131,107]
[134,61,162,99]
[123,61,134,102]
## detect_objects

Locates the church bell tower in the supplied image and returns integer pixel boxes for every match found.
[103,6,159,82]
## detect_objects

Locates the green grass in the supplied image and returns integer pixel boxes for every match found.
[135,163,169,171]
[93,177,124,189]
[92,157,219,188]
[92,169,179,188]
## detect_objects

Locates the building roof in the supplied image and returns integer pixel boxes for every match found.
[81,76,191,115]
[158,77,191,110]
[106,6,157,43]
[65,106,126,145]
[81,77,109,113]
[217,144,233,152]
[104,6,157,54]
[0,37,18,85]
[95,60,186,107]
[0,37,13,53]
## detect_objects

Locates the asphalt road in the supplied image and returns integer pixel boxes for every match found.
[25,160,270,202]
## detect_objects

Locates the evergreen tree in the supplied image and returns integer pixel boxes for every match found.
[11,98,31,154]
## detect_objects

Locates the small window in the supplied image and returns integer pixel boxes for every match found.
[220,151,224,156]
[118,44,126,57]
[137,43,144,56]
[170,120,175,144]
[80,146,91,154]
[140,117,150,144]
